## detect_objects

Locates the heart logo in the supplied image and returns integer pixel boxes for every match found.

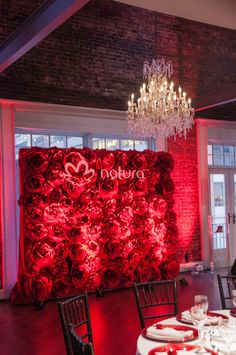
[65,160,95,183]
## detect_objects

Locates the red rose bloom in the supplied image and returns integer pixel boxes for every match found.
[103,199,116,213]
[101,237,121,260]
[129,153,147,170]
[155,152,174,174]
[53,278,72,299]
[149,195,167,219]
[132,197,149,215]
[102,152,115,170]
[26,223,48,240]
[24,275,53,302]
[121,190,134,206]
[24,148,49,172]
[101,265,120,289]
[25,173,45,193]
[69,242,88,262]
[119,206,133,224]
[63,176,83,198]
[44,203,66,224]
[71,264,90,289]
[116,151,128,168]
[48,224,67,242]
[135,261,153,282]
[26,242,55,269]
[50,260,69,279]
[84,272,101,292]
[165,260,179,279]
[64,151,83,167]
[99,177,118,199]
[130,178,147,196]
[55,243,68,259]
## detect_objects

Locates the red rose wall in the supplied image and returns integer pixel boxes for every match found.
[11,147,179,303]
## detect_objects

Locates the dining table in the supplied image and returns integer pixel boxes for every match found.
[136,309,236,355]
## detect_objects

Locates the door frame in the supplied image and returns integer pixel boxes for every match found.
[197,118,236,269]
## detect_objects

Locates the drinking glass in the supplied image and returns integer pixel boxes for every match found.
[194,295,208,313]
[232,289,236,308]
[190,305,207,340]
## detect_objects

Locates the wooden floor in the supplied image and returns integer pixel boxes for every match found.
[0,270,227,355]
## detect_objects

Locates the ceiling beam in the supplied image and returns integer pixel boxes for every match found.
[194,83,236,110]
[0,0,90,73]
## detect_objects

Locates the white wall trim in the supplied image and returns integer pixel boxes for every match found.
[0,103,17,299]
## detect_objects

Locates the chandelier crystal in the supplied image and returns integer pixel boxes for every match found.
[127,57,195,139]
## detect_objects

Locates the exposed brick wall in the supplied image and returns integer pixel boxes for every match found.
[168,128,201,262]
[0,0,235,268]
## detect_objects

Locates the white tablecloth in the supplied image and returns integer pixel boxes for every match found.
[136,309,236,355]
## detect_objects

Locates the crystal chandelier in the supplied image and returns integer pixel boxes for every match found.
[127,57,195,139]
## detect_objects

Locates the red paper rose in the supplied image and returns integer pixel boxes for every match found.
[84,272,101,292]
[26,222,48,240]
[71,263,90,289]
[48,224,67,242]
[156,152,174,174]
[116,151,128,168]
[101,265,120,289]
[99,177,118,199]
[69,241,88,262]
[132,197,149,215]
[24,148,49,172]
[44,203,66,224]
[55,243,68,259]
[135,261,153,282]
[119,206,133,224]
[101,237,122,260]
[53,278,72,299]
[149,195,167,219]
[26,242,55,268]
[50,260,69,279]
[24,275,53,302]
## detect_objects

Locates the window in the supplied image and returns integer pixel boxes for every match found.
[15,132,85,159]
[92,137,151,151]
[208,144,236,167]
[15,132,155,159]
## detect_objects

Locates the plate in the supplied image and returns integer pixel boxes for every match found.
[142,324,198,343]
[230,308,236,317]
[176,311,229,325]
[148,343,217,355]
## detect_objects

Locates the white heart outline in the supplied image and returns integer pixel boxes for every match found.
[65,160,95,182]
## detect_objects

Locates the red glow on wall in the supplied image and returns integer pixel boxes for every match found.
[168,126,201,263]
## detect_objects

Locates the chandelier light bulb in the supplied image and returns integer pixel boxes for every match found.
[127,57,195,139]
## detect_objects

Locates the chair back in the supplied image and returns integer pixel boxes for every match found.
[69,325,94,355]
[58,293,93,355]
[134,279,178,329]
[217,274,236,309]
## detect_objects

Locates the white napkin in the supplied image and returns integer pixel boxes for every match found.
[181,310,192,323]
[154,350,211,355]
[146,326,193,341]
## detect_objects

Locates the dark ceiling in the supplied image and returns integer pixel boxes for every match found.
[195,100,236,121]
[0,0,235,122]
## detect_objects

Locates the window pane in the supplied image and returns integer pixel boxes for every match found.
[15,134,31,147]
[32,135,49,147]
[50,135,66,148]
[224,145,234,166]
[67,136,83,148]
[121,139,134,151]
[92,138,105,149]
[106,139,119,150]
[208,144,213,165]
[15,134,31,160]
[134,140,148,151]
[213,145,223,165]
